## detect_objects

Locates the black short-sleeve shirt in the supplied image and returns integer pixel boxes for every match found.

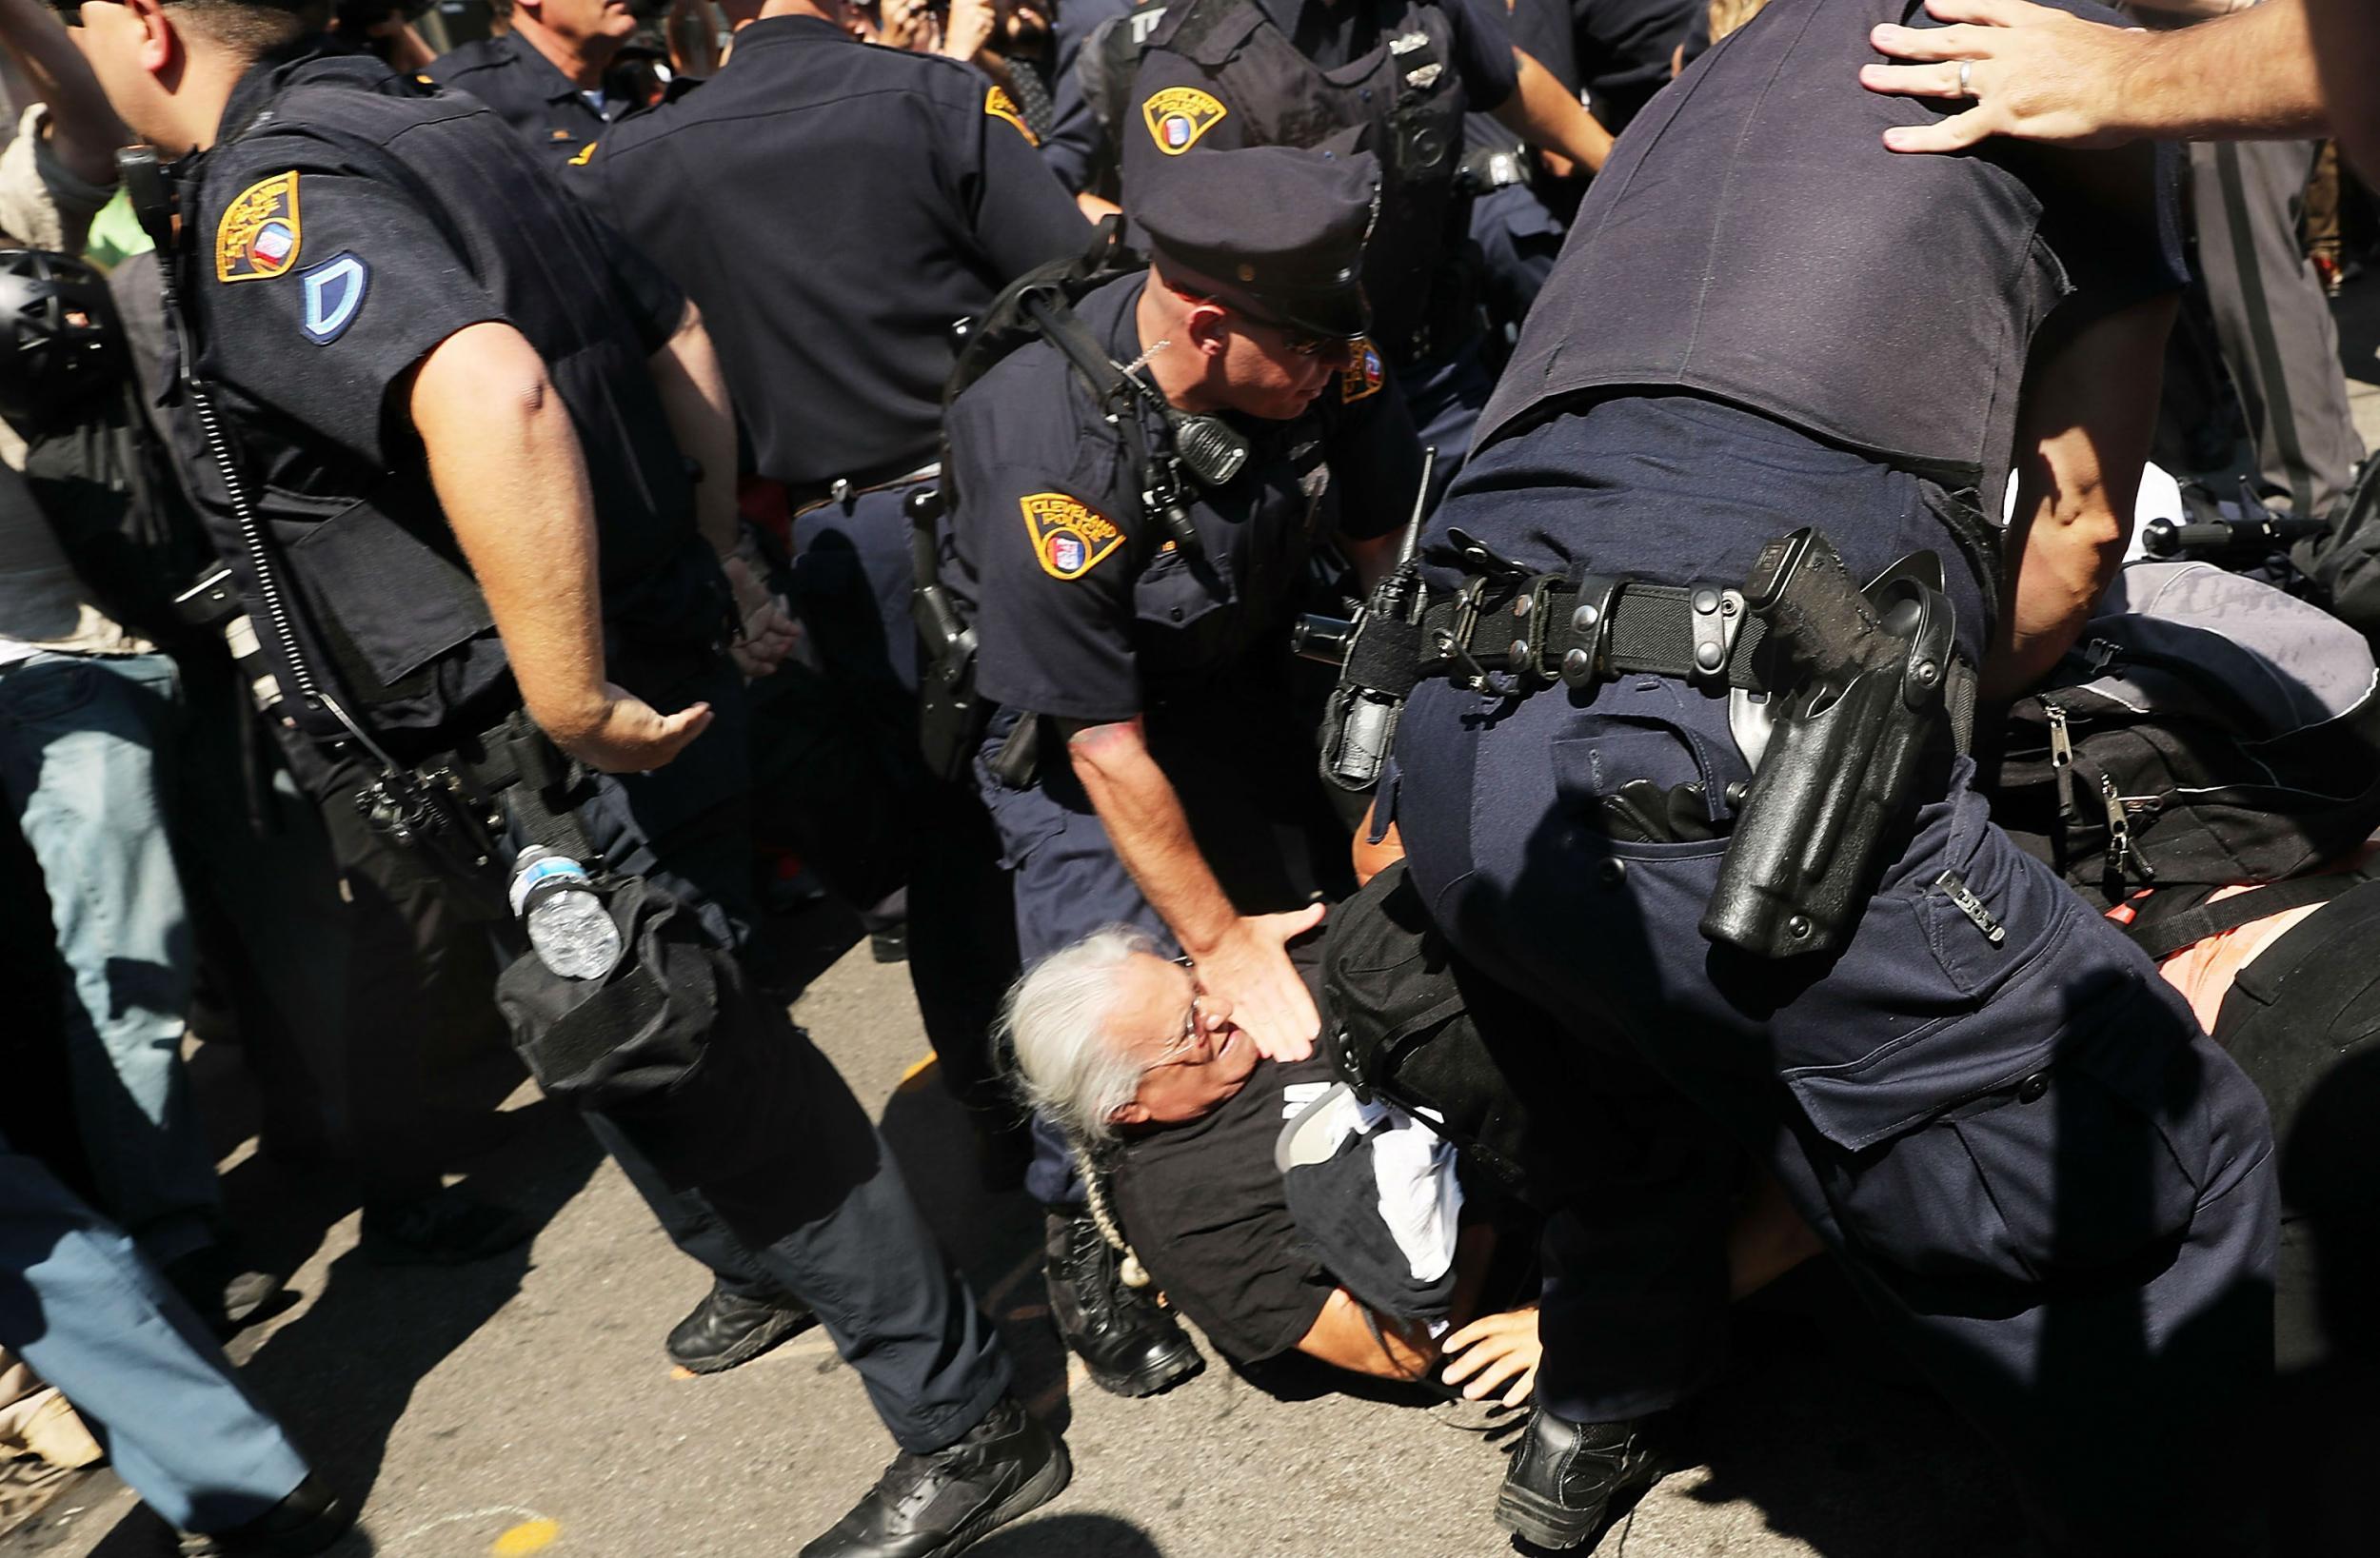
[425,31,614,167]
[942,272,1420,725]
[1111,1050,1341,1363]
[575,16,1092,486]
[166,49,714,739]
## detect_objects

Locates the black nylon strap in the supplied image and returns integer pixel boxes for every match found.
[1420,580,1772,689]
[2122,872,2369,960]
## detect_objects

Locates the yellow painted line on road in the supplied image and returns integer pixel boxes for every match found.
[491,1518,562,1554]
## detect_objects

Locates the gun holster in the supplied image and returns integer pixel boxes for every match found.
[1700,531,1959,960]
[905,485,987,782]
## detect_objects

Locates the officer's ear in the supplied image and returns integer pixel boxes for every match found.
[1180,300,1232,362]
[110,0,179,77]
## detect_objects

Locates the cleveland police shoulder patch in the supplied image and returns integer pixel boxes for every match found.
[985,85,1039,146]
[1021,493,1124,581]
[1141,88,1226,155]
[216,172,302,284]
[1340,336,1384,404]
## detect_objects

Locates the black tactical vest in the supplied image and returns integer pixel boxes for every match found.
[1476,0,2149,504]
[1144,0,1468,360]
[169,54,716,746]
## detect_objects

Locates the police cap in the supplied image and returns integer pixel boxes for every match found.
[1132,138,1378,343]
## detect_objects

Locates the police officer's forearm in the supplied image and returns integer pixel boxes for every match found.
[411,323,612,740]
[1066,719,1240,956]
[1494,49,1613,175]
[648,302,742,559]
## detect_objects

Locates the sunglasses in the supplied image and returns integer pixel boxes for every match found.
[1168,286,1342,359]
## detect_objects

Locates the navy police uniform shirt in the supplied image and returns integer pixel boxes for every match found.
[168,49,713,740]
[1568,0,1700,132]
[1245,0,1515,86]
[572,15,1091,488]
[425,30,615,166]
[943,272,1420,726]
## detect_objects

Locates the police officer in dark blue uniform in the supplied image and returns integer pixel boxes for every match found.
[72,6,1069,1552]
[426,0,635,165]
[940,139,1424,1393]
[1121,0,1613,505]
[569,0,1087,1089]
[1381,0,2277,1550]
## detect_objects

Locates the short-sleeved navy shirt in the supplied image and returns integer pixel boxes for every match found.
[1568,0,1700,128]
[1044,0,1137,193]
[426,30,614,167]
[575,16,1092,487]
[168,49,712,738]
[943,272,1421,725]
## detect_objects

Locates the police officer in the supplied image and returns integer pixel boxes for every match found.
[568,0,1151,1386]
[426,0,637,166]
[1383,0,2276,1550]
[940,140,1424,1391]
[1121,0,1615,504]
[68,7,1068,1553]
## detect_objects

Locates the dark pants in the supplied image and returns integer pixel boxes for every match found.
[1392,408,2279,1554]
[1391,339,1496,510]
[288,660,1008,1453]
[786,478,1021,1120]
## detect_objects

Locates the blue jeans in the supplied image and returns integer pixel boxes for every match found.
[0,652,214,1260]
[0,1126,307,1531]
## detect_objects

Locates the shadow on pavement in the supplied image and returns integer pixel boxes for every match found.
[973,1510,1164,1556]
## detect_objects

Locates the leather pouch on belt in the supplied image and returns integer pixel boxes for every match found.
[495,875,800,1191]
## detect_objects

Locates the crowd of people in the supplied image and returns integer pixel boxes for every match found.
[0,0,2375,1552]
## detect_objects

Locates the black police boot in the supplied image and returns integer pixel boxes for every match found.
[798,1395,1069,1558]
[1494,1407,1676,1550]
[1042,1210,1201,1398]
[665,1278,817,1374]
[177,1473,352,1556]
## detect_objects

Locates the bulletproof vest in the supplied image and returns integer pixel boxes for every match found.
[1089,0,1175,141]
[1476,0,2087,500]
[174,55,711,743]
[1146,0,1467,356]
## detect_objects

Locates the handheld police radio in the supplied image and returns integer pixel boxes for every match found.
[1307,447,1436,792]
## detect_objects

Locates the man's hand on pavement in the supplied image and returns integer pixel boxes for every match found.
[1189,902,1327,1061]
[547,682,713,774]
[1861,0,2150,153]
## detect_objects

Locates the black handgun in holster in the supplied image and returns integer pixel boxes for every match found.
[1306,449,1437,793]
[1701,529,1957,959]
[907,485,987,783]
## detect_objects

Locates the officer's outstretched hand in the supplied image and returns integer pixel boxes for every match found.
[1194,902,1326,1061]
[550,682,714,774]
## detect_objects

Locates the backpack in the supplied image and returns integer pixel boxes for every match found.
[1987,561,2380,905]
[1319,860,1608,1211]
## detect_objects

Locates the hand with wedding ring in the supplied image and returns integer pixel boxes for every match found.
[1860,0,2157,153]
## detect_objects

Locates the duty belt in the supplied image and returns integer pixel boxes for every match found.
[1417,569,1771,694]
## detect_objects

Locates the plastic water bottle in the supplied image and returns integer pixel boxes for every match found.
[509,846,623,980]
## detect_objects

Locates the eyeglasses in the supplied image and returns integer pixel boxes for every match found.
[1168,286,1339,359]
[1146,955,1220,1074]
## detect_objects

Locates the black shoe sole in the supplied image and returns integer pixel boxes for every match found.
[668,1304,817,1375]
[915,1433,1073,1558]
[1494,1478,1601,1550]
[1082,1342,1204,1399]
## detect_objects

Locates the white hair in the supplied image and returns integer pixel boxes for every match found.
[1002,926,1160,1144]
